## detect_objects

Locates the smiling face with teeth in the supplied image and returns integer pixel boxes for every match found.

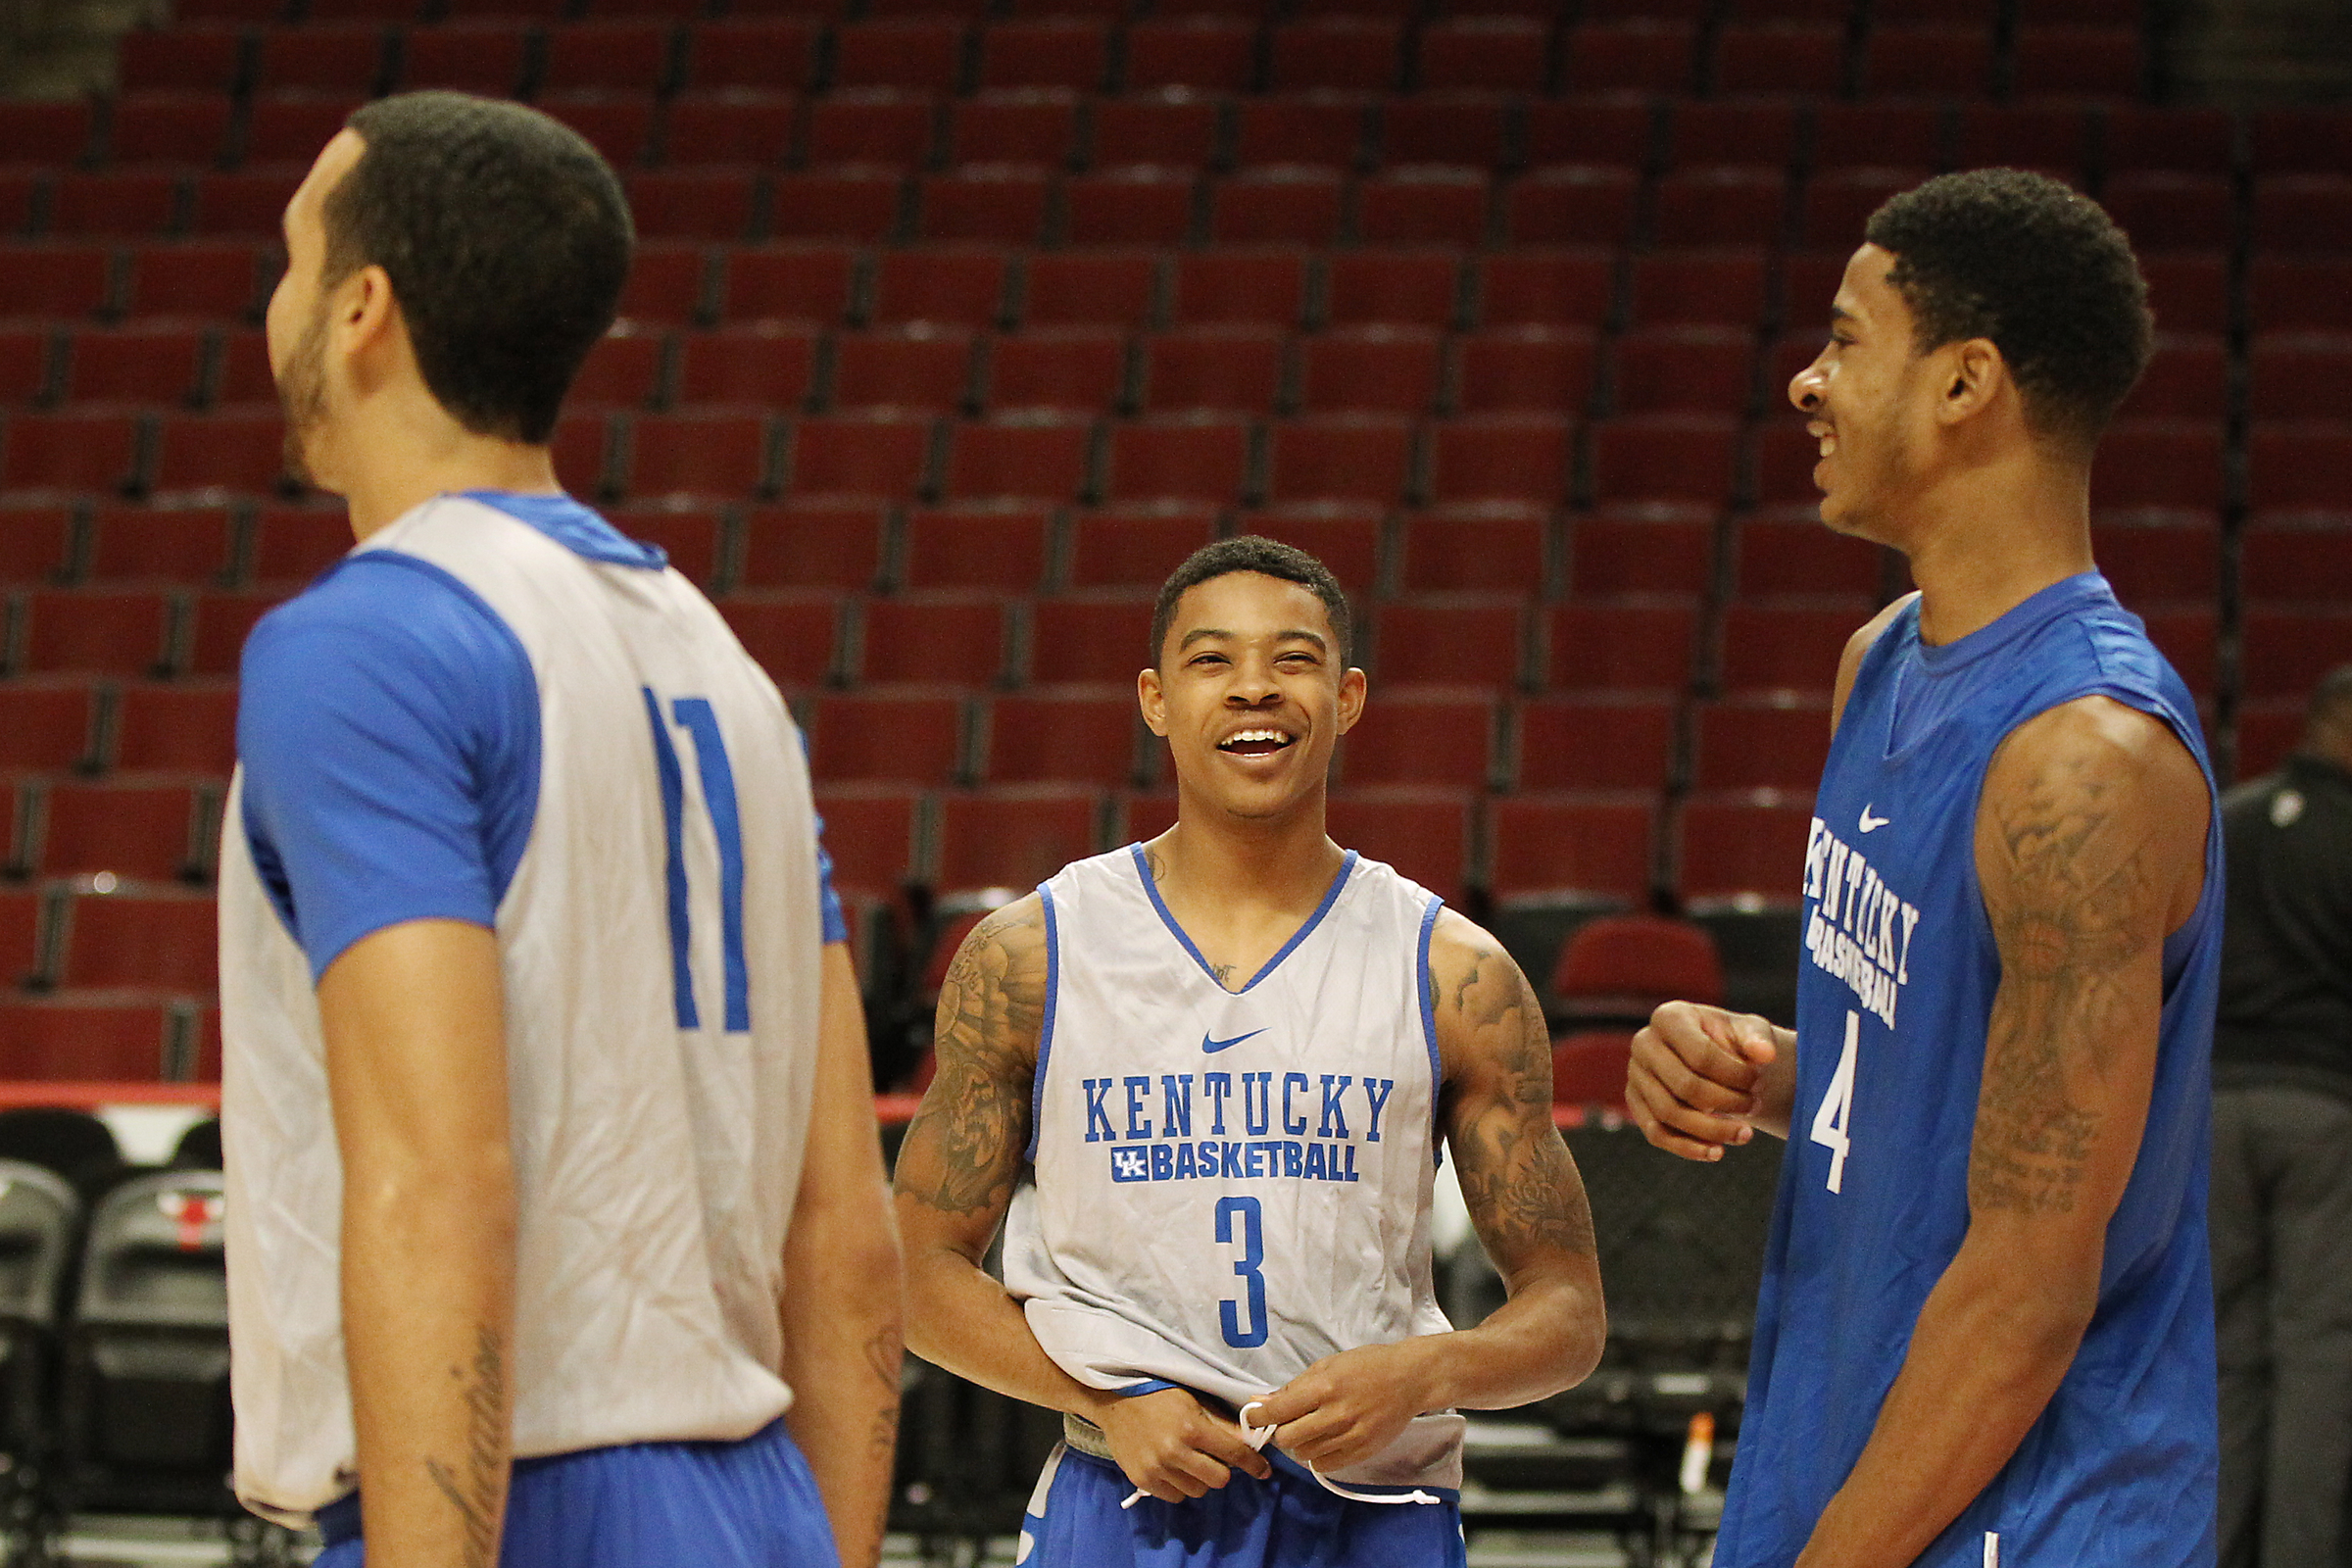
[1788,243,1953,547]
[1139,569,1366,826]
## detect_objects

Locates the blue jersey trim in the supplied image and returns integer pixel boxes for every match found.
[1117,1378,1178,1397]
[1416,895,1445,1162]
[1127,844,1359,994]
[1027,887,1060,1165]
[460,489,667,570]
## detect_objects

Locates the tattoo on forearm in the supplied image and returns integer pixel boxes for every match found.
[895,904,1044,1216]
[1972,738,2161,1216]
[421,1325,506,1568]
[1446,951,1598,1261]
[860,1325,902,1568]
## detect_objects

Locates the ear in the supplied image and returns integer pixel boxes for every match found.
[329,264,404,378]
[1138,665,1167,737]
[1335,666,1367,736]
[1935,336,2006,427]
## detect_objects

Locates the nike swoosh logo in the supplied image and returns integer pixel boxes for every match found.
[1201,1029,1266,1054]
[1859,807,1890,833]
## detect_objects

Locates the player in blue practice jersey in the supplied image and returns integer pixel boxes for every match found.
[1628,170,2224,1567]
[221,94,901,1568]
[893,537,1606,1567]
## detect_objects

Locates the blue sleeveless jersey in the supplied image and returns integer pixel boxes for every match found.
[1714,573,2223,1568]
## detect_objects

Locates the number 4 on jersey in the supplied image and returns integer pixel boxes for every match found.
[1809,1011,1860,1194]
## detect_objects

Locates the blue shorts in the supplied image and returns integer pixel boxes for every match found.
[1018,1442,1467,1568]
[313,1418,838,1568]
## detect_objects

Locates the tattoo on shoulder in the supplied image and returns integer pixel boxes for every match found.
[1972,734,2164,1216]
[1447,956,1597,1261]
[421,1324,506,1568]
[896,903,1048,1217]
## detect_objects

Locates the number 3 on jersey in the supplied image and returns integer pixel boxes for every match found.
[643,689,749,1033]
[1809,1011,1860,1194]
[1216,1197,1268,1348]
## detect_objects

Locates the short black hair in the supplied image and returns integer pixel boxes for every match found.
[1151,536,1351,667]
[327,92,632,445]
[1863,169,2153,452]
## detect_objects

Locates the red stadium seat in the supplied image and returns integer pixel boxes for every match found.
[397,23,531,94]
[58,326,208,407]
[552,413,615,498]
[1325,789,1470,903]
[1209,169,1346,247]
[1167,249,1309,329]
[0,683,97,772]
[677,22,817,91]
[2241,519,2352,606]
[1516,695,1676,792]
[1665,99,1803,172]
[979,691,1145,787]
[0,412,145,498]
[1060,167,1199,247]
[670,324,819,411]
[623,412,777,499]
[1626,249,1769,327]
[985,329,1128,415]
[1027,595,1156,685]
[1501,165,1641,248]
[0,888,40,989]
[1652,169,1791,249]
[858,593,1012,686]
[1862,24,1988,96]
[535,22,674,95]
[85,505,236,583]
[0,506,74,583]
[1735,509,1886,599]
[1064,508,1219,590]
[1953,103,2091,179]
[783,414,936,500]
[537,94,658,167]
[2248,335,2352,422]
[805,690,966,784]
[1238,506,1382,594]
[2246,425,2352,514]
[1379,95,1510,169]
[1268,19,1400,92]
[105,93,234,167]
[1553,913,1723,1015]
[1415,18,1549,94]
[120,241,267,323]
[1608,326,1756,416]
[767,171,904,244]
[0,245,115,321]
[2105,105,2234,175]
[1711,23,1843,95]
[1487,795,1656,905]
[1717,601,1864,696]
[606,243,707,329]
[1102,416,1254,505]
[1676,792,1811,904]
[918,169,1054,247]
[949,90,1080,168]
[1263,416,1416,508]
[2094,514,2220,607]
[46,172,181,239]
[2103,173,2234,253]
[662,92,797,165]
[1477,250,1617,330]
[1560,21,1696,94]
[2011,24,2141,99]
[1020,250,1162,329]
[1321,249,1463,329]
[1569,508,1717,598]
[1338,692,1495,791]
[1396,507,1547,595]
[1426,416,1574,509]
[0,101,95,164]
[2120,335,2228,422]
[1810,104,1942,172]
[1550,1032,1633,1111]
[607,507,723,587]
[2091,419,2226,512]
[2254,175,2352,254]
[1232,95,1371,173]
[113,682,239,776]
[623,172,760,242]
[567,330,667,412]
[979,20,1107,92]
[899,504,1054,592]
[249,505,350,585]
[1121,18,1258,93]
[250,25,386,92]
[59,891,217,991]
[1088,93,1221,169]
[1454,326,1597,415]
[831,19,967,92]
[0,1002,174,1079]
[1590,416,1740,507]
[735,499,887,592]
[1295,327,1442,416]
[810,785,919,898]
[1692,696,1832,792]
[1372,596,1526,688]
[37,782,206,880]
[940,417,1096,504]
[828,328,977,415]
[716,593,840,689]
[117,25,247,94]
[2245,258,2352,335]
[934,787,1102,896]
[186,588,287,675]
[2240,607,2352,702]
[718,245,857,326]
[1520,95,1656,170]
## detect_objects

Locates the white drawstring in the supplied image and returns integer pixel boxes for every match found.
[1118,1400,1441,1509]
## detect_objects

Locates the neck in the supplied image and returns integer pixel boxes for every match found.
[1894,446,2094,647]
[325,388,565,541]
[1154,792,1348,915]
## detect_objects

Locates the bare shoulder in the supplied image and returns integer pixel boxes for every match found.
[1830,591,1919,734]
[1426,908,1542,1076]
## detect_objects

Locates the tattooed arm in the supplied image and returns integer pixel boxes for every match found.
[781,942,904,1568]
[1253,912,1605,1471]
[321,919,515,1568]
[892,896,1271,1502]
[1795,696,2210,1568]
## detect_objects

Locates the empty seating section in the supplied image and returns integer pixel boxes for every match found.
[0,0,2317,1077]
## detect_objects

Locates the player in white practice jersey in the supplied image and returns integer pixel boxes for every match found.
[894,537,1606,1566]
[220,93,900,1568]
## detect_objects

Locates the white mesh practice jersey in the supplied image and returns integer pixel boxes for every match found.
[1003,845,1467,1494]
[220,495,826,1522]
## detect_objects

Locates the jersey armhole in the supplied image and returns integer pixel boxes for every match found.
[1417,895,1444,1164]
[1025,887,1061,1165]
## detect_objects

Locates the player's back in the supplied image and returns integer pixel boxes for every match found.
[1717,572,2223,1568]
[222,492,826,1521]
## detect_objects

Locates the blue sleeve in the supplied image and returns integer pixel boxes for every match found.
[237,554,541,982]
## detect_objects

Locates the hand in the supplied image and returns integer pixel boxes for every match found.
[1091,1388,1272,1503]
[1626,1001,1780,1162]
[1249,1340,1439,1475]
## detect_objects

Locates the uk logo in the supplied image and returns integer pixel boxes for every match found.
[1111,1148,1150,1183]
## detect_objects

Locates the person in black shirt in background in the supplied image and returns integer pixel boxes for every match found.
[2213,662,2352,1568]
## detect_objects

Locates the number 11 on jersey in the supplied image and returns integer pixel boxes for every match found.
[1809,1011,1860,1194]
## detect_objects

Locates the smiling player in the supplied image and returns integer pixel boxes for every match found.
[1627,170,2225,1566]
[893,536,1605,1567]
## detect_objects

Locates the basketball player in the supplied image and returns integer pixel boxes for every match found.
[220,94,900,1567]
[1628,170,2223,1565]
[893,537,1606,1566]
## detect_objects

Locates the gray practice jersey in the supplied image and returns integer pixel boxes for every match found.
[1002,845,1465,1494]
